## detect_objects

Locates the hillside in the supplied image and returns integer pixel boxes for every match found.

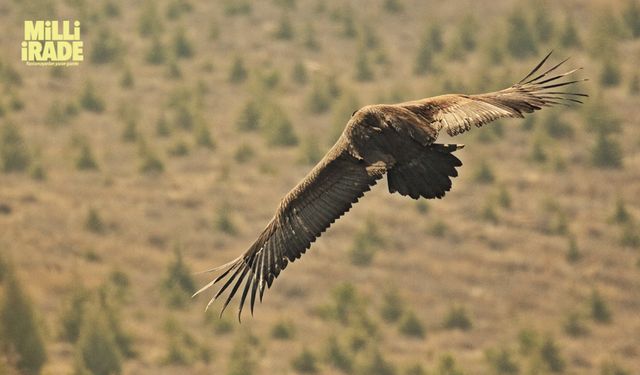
[1,0,639,374]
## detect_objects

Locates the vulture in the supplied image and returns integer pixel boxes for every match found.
[195,52,586,319]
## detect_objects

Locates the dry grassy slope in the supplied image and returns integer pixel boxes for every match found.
[0,0,639,374]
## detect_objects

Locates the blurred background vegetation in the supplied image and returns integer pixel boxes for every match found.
[0,0,639,374]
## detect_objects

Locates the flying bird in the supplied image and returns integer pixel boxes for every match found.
[195,52,586,319]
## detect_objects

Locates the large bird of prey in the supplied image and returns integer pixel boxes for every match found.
[195,52,586,319]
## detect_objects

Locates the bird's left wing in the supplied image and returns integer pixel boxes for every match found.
[399,51,587,137]
[195,146,386,319]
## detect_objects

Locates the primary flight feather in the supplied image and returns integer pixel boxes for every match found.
[195,52,586,319]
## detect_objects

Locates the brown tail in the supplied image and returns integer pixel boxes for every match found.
[387,143,464,200]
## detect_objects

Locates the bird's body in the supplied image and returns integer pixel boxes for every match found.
[195,52,586,319]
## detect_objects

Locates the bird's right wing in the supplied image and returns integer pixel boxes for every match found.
[399,51,587,137]
[194,145,386,319]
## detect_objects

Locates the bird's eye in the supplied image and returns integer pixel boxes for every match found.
[351,110,357,117]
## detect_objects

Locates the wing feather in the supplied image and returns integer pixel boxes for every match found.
[249,251,262,314]
[398,52,586,137]
[237,261,255,320]
[196,147,385,318]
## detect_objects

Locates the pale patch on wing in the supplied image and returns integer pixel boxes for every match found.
[435,98,515,136]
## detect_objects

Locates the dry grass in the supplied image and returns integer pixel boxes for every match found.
[1,0,639,374]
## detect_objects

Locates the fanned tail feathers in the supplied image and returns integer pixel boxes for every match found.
[387,143,464,200]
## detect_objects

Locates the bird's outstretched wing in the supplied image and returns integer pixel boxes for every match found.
[399,51,587,137]
[196,52,585,319]
[194,145,386,319]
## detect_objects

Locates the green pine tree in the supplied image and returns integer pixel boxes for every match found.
[138,0,163,37]
[290,347,318,373]
[532,5,555,43]
[591,133,623,168]
[457,14,477,51]
[341,6,356,38]
[560,16,581,48]
[600,59,621,87]
[380,287,404,323]
[624,0,640,38]
[227,332,257,375]
[324,336,352,373]
[229,56,248,83]
[629,73,640,95]
[0,122,30,173]
[80,82,105,113]
[0,270,47,374]
[303,23,320,50]
[274,13,294,40]
[330,91,360,144]
[383,0,403,13]
[291,61,308,85]
[540,337,565,373]
[195,123,215,149]
[138,144,164,174]
[77,307,122,375]
[76,142,99,170]
[355,348,395,375]
[506,8,537,58]
[173,28,194,58]
[236,99,261,131]
[120,67,134,88]
[485,348,519,375]
[306,79,332,114]
[354,48,374,82]
[263,105,298,147]
[60,280,90,343]
[145,37,166,64]
[90,28,122,64]
[164,247,196,296]
[414,33,433,75]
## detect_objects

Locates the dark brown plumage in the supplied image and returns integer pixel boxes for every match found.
[195,52,586,319]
